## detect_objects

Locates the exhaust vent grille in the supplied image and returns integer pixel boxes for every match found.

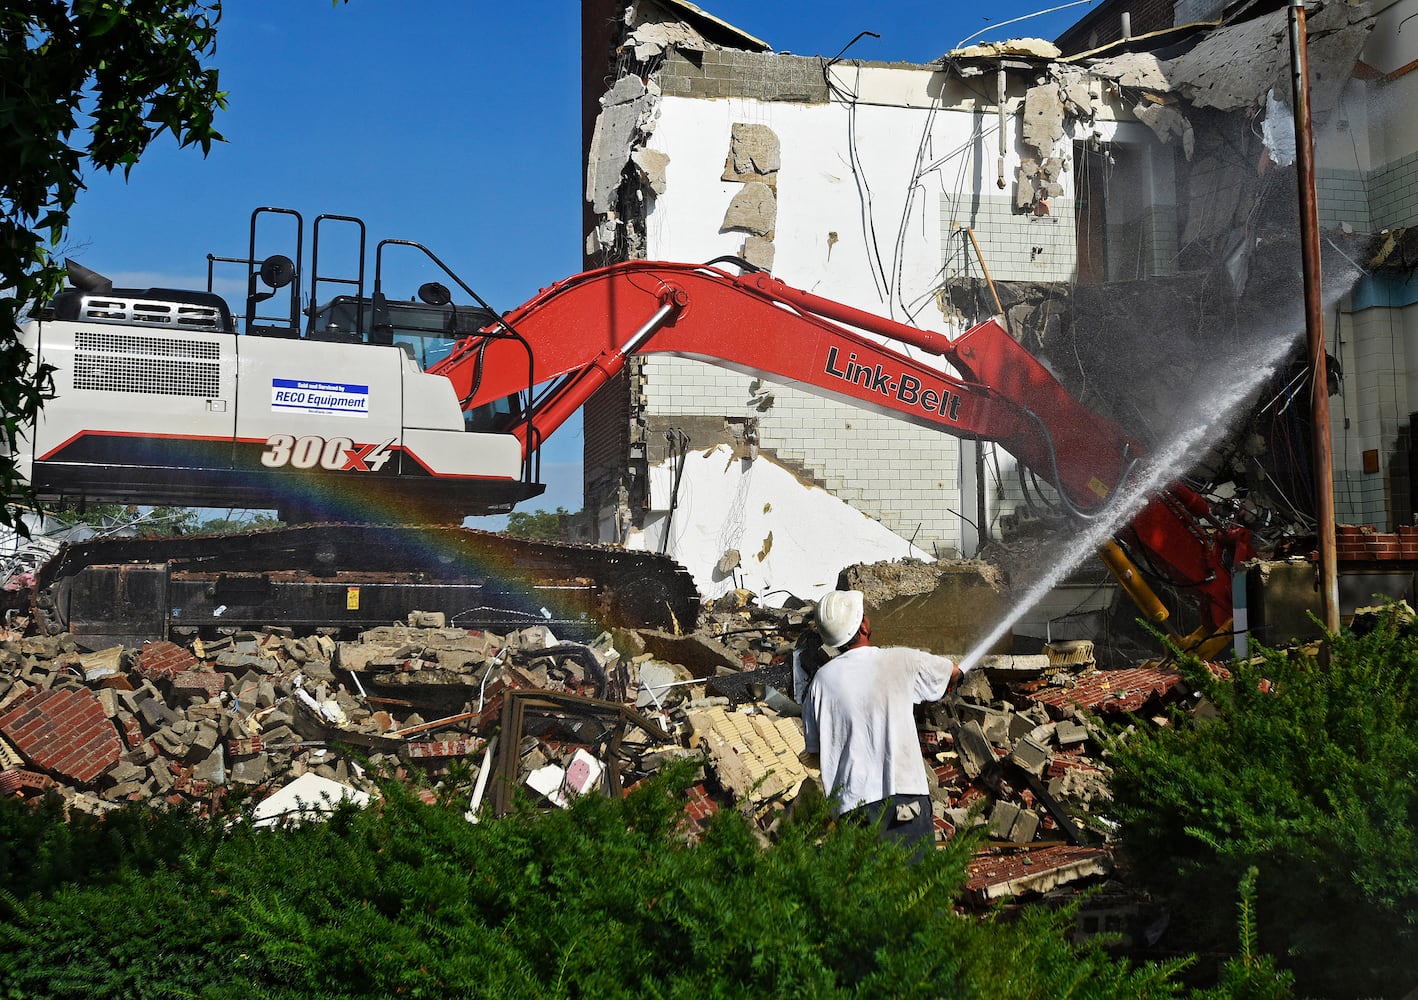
[79,296,226,331]
[73,330,222,397]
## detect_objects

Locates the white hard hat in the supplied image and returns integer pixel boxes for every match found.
[815,589,865,649]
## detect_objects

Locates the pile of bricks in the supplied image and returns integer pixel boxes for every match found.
[0,594,1197,908]
[0,620,640,818]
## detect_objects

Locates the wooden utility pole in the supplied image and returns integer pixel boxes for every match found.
[1288,0,1340,632]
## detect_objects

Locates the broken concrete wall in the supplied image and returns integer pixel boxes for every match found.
[583,1,1136,573]
[637,444,932,606]
[1048,3,1393,547]
[840,559,1015,656]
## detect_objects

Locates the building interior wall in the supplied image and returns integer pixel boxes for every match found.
[1323,1,1418,530]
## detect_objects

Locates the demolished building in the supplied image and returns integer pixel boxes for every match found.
[574,0,1417,642]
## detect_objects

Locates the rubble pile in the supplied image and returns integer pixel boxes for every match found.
[0,597,1203,905]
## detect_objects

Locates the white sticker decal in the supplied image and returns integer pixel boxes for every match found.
[271,378,369,418]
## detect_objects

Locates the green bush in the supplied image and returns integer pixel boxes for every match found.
[0,762,1203,999]
[1106,609,1418,998]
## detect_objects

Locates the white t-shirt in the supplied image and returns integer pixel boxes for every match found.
[802,645,956,814]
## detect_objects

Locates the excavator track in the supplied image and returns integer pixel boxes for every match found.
[31,524,700,649]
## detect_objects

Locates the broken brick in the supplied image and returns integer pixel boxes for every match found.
[404,738,483,759]
[1028,664,1185,715]
[0,767,54,796]
[228,737,265,756]
[170,671,227,702]
[135,641,198,681]
[0,687,122,785]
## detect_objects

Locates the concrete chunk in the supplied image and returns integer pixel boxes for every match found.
[192,745,226,785]
[632,148,671,196]
[957,668,993,704]
[953,720,996,779]
[980,709,1013,747]
[988,799,1021,839]
[727,123,780,177]
[137,696,179,729]
[721,181,777,236]
[230,752,272,785]
[1010,737,1050,777]
[1022,83,1065,159]
[1010,808,1041,844]
[187,722,221,762]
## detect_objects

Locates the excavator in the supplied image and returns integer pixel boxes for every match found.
[7,208,1256,653]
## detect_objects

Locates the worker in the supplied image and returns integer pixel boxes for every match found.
[801,588,965,856]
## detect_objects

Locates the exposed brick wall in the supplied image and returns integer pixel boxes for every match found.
[1057,0,1176,53]
[1336,523,1418,560]
[1173,0,1226,25]
[658,48,829,104]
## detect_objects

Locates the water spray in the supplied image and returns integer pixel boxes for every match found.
[954,291,1349,676]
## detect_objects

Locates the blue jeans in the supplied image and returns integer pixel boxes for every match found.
[843,793,934,860]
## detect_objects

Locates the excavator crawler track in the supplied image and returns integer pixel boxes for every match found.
[31,524,699,648]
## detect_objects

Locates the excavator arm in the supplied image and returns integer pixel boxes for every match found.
[430,261,1250,645]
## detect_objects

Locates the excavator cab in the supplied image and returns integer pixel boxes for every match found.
[306,294,498,367]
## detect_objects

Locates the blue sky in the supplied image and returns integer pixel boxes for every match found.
[65,0,1099,520]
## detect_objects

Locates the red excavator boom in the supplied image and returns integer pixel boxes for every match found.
[430,261,1251,641]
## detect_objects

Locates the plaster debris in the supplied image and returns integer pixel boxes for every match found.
[586,217,620,256]
[725,123,780,179]
[1132,100,1195,160]
[631,147,671,196]
[1021,84,1066,159]
[1087,52,1169,91]
[625,18,708,61]
[740,235,775,270]
[1055,67,1094,118]
[587,75,657,215]
[721,180,777,236]
[1161,1,1372,116]
[944,38,1062,61]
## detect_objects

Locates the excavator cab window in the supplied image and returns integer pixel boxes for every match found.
[309,295,495,369]
[465,393,522,433]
